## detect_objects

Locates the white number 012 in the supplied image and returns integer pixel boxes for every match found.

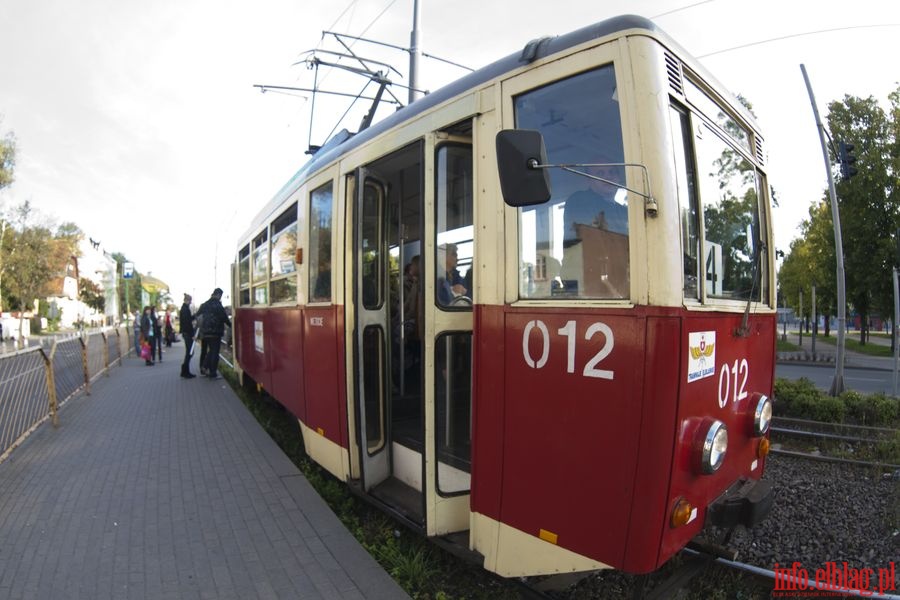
[522,319,614,379]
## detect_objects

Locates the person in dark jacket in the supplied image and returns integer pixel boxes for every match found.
[196,288,231,379]
[179,294,196,378]
[139,306,155,366]
[150,307,163,361]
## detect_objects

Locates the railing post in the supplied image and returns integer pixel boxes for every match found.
[116,327,123,366]
[102,331,110,376]
[42,343,59,428]
[80,336,91,395]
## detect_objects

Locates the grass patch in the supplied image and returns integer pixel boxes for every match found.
[815,334,895,357]
[776,338,801,352]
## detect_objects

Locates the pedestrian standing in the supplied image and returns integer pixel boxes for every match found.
[179,294,196,378]
[196,288,231,379]
[139,307,155,366]
[151,306,163,361]
[164,311,174,347]
[132,310,141,356]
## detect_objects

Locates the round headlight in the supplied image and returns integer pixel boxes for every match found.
[753,394,773,436]
[701,420,728,474]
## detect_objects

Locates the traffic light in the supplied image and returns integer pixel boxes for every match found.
[838,141,858,180]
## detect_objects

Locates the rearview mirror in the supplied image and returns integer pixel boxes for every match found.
[495,129,552,207]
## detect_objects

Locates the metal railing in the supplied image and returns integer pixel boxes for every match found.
[0,326,133,462]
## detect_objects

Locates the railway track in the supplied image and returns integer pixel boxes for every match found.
[770,416,900,470]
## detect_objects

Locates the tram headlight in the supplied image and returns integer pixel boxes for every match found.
[699,420,728,474]
[753,394,773,436]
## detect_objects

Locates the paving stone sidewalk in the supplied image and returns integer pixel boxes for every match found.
[0,345,408,600]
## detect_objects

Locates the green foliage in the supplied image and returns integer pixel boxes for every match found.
[773,377,820,416]
[0,118,14,190]
[779,85,900,334]
[775,378,899,426]
[78,277,105,312]
[843,390,898,426]
[4,220,54,311]
[875,431,900,466]
[374,537,441,594]
[809,394,846,423]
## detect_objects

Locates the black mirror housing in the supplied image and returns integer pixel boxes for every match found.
[495,129,552,207]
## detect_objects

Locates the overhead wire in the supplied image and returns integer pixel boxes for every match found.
[651,0,716,20]
[698,23,900,58]
[305,0,401,144]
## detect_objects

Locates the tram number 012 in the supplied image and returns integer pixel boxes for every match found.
[718,358,749,408]
[521,319,614,380]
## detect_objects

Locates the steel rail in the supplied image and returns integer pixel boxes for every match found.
[773,416,898,434]
[770,448,900,470]
[682,548,900,600]
[771,426,891,444]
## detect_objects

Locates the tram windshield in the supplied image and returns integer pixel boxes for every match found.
[513,65,628,300]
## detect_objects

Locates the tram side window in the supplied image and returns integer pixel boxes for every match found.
[269,203,298,304]
[436,145,473,310]
[238,245,251,306]
[309,182,333,303]
[694,123,764,301]
[252,230,269,305]
[670,106,701,300]
[513,65,628,300]
[671,102,766,302]
[435,332,472,495]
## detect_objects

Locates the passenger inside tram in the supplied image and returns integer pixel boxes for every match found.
[437,243,469,306]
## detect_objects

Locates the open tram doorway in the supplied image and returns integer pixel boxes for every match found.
[352,130,475,536]
[353,142,427,526]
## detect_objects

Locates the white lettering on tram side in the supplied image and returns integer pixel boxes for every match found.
[310,317,325,327]
[717,358,749,408]
[522,319,614,379]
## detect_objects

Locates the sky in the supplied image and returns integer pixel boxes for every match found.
[1,0,898,307]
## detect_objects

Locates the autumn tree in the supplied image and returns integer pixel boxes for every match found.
[79,277,105,312]
[4,216,53,345]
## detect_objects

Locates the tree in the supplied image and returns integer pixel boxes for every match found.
[0,117,14,191]
[0,118,17,314]
[79,277,105,312]
[783,87,900,345]
[826,91,899,344]
[5,223,54,345]
[778,199,837,335]
[112,252,142,317]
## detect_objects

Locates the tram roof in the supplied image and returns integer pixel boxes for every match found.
[240,14,753,245]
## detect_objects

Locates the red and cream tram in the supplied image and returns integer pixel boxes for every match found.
[233,14,775,576]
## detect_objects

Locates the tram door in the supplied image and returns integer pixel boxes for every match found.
[353,143,427,525]
[352,137,473,534]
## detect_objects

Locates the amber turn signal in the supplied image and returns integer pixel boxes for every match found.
[671,497,693,528]
[757,437,770,459]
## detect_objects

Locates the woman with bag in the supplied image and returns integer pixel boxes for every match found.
[139,306,156,366]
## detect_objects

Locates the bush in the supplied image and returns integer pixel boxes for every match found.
[774,378,821,417]
[867,393,899,427]
[843,391,899,426]
[808,395,846,423]
[775,378,900,426]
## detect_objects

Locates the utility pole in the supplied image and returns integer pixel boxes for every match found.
[893,264,899,397]
[811,284,817,357]
[799,289,803,348]
[801,64,845,395]
[408,0,422,104]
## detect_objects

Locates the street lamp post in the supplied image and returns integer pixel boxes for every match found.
[801,64,845,395]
